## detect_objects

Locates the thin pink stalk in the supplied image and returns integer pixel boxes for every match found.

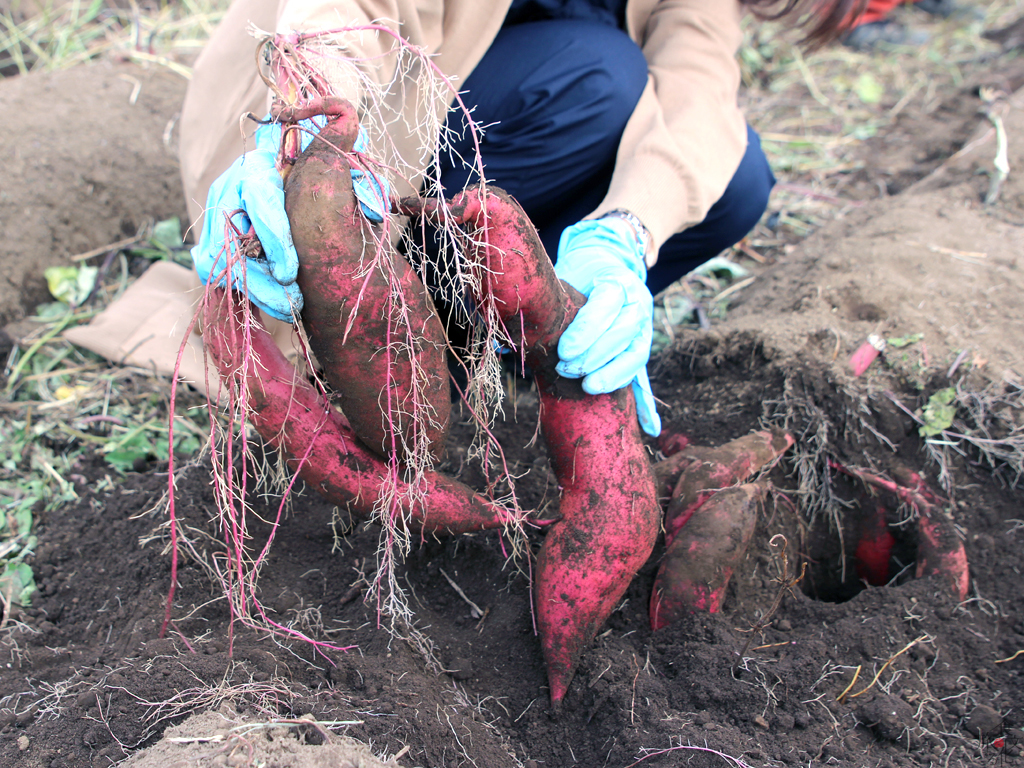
[160,290,203,638]
[161,233,238,639]
[207,283,353,655]
[828,458,942,511]
[170,622,197,654]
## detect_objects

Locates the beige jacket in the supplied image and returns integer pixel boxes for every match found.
[179,0,748,254]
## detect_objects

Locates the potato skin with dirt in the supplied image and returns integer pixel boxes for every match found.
[402,186,661,709]
[649,483,764,629]
[532,371,660,707]
[203,289,512,534]
[285,113,450,463]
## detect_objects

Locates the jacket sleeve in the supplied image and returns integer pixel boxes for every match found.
[179,0,444,226]
[591,0,749,252]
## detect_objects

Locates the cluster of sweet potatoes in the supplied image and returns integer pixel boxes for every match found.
[201,99,969,709]
[201,102,661,705]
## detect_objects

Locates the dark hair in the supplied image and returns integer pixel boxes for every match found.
[740,0,869,46]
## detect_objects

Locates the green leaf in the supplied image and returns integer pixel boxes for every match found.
[44,265,97,306]
[855,72,884,105]
[174,433,201,457]
[692,256,750,281]
[887,333,924,349]
[662,294,698,325]
[851,124,879,141]
[102,424,179,471]
[11,501,34,538]
[0,561,36,606]
[129,247,171,260]
[919,387,957,437]
[651,329,672,355]
[104,450,149,472]
[32,301,72,320]
[151,218,183,250]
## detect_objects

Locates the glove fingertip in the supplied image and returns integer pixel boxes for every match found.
[581,373,616,396]
[556,333,581,362]
[555,360,583,379]
[268,247,300,285]
[639,409,662,438]
[251,294,295,323]
[631,376,661,438]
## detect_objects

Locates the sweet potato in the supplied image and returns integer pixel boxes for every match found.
[831,460,969,600]
[890,468,969,600]
[853,499,897,587]
[649,483,764,629]
[655,429,794,531]
[533,372,658,708]
[648,430,793,630]
[282,105,450,463]
[401,187,660,709]
[203,288,513,535]
[914,504,970,600]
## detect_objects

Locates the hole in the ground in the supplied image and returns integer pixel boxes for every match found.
[800,476,921,603]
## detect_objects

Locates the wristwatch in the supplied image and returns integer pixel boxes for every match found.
[600,209,656,268]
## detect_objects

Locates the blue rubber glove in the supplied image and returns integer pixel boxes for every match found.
[553,217,661,438]
[255,117,390,223]
[191,142,302,322]
[191,119,390,322]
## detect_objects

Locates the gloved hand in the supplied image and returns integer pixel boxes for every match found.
[255,117,390,223]
[191,118,390,322]
[191,143,302,322]
[553,217,661,438]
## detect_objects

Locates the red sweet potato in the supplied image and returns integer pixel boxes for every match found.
[915,506,970,601]
[648,430,793,630]
[649,483,764,629]
[283,104,450,463]
[831,461,969,601]
[894,469,969,601]
[203,288,513,535]
[533,372,658,708]
[656,429,794,531]
[853,499,897,587]
[401,187,660,709]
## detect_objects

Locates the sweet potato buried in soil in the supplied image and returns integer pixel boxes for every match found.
[649,429,794,629]
[400,187,660,710]
[650,483,765,627]
[202,287,514,535]
[281,100,450,464]
[830,460,970,601]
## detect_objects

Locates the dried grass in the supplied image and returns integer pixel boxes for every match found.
[0,0,229,77]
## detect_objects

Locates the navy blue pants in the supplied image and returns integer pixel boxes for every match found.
[438,19,775,296]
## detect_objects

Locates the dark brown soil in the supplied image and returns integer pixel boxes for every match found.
[2,351,1023,768]
[2,41,1024,768]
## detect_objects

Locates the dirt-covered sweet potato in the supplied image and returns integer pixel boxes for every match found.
[283,104,450,464]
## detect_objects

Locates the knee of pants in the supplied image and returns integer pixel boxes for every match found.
[444,20,648,177]
[566,26,650,132]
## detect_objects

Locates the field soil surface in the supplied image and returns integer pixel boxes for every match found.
[1,51,1024,768]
